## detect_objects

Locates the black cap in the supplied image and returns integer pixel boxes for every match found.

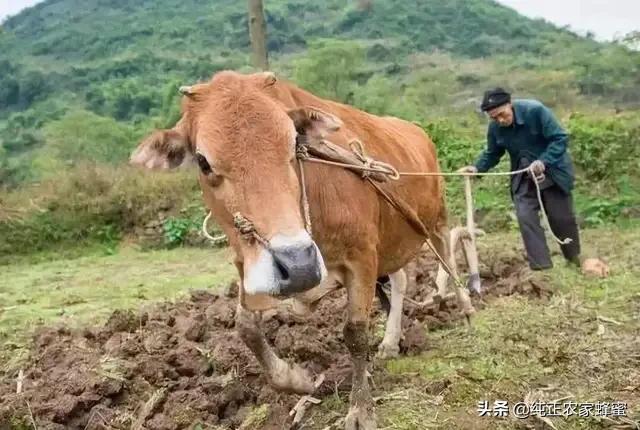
[481,87,511,111]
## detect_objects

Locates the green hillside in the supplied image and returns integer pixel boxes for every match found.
[1,0,638,124]
[0,0,586,61]
[0,0,639,260]
[1,0,638,164]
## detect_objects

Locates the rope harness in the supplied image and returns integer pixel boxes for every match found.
[291,137,571,246]
[201,211,271,248]
[202,136,572,290]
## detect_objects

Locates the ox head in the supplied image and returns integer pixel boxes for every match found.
[130,71,340,297]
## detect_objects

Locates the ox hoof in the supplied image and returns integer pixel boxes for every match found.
[376,342,399,360]
[270,364,315,395]
[467,273,482,296]
[345,406,376,430]
[432,293,444,304]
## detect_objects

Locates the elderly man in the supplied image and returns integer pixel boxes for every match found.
[459,88,581,270]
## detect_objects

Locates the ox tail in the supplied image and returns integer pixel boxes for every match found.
[450,226,483,295]
[375,275,391,316]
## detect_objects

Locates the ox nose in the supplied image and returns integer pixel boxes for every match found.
[270,242,322,295]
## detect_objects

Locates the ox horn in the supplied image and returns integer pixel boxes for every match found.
[261,71,277,87]
[179,85,194,96]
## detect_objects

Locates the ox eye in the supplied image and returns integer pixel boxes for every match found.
[195,152,212,174]
[195,151,223,187]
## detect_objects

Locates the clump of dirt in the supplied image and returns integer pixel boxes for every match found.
[0,250,549,429]
[0,286,352,429]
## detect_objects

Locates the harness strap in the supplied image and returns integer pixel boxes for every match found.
[366,178,466,290]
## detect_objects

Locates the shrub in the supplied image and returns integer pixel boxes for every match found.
[44,110,140,164]
[292,38,366,103]
[163,216,198,247]
[0,164,201,260]
[568,112,640,180]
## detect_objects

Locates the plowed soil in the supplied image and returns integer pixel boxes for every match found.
[0,250,549,429]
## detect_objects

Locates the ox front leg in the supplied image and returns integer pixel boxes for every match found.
[377,269,407,359]
[235,304,315,394]
[344,264,377,430]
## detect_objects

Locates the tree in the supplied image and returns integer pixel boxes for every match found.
[292,39,365,102]
[0,76,20,107]
[247,0,269,70]
[19,71,48,106]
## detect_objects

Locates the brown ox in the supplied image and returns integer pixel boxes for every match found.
[130,70,476,429]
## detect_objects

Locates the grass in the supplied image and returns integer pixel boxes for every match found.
[375,226,639,429]
[1,225,639,429]
[308,225,640,429]
[0,244,237,371]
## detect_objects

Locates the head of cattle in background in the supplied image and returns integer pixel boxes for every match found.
[130,71,340,297]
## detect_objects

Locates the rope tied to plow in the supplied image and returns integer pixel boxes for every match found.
[202,135,571,274]
[398,166,572,246]
[295,139,571,246]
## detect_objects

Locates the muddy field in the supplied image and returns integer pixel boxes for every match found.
[0,249,550,430]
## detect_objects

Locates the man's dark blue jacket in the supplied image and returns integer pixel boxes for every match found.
[474,99,575,194]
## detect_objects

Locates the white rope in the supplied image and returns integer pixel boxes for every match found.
[305,150,570,245]
[462,167,571,245]
[528,170,573,245]
[455,168,571,245]
[398,167,530,177]
[298,135,571,245]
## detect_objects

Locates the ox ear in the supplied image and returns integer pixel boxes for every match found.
[129,129,193,170]
[287,107,343,139]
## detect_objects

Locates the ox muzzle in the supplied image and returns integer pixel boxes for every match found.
[243,231,326,296]
[271,240,322,294]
